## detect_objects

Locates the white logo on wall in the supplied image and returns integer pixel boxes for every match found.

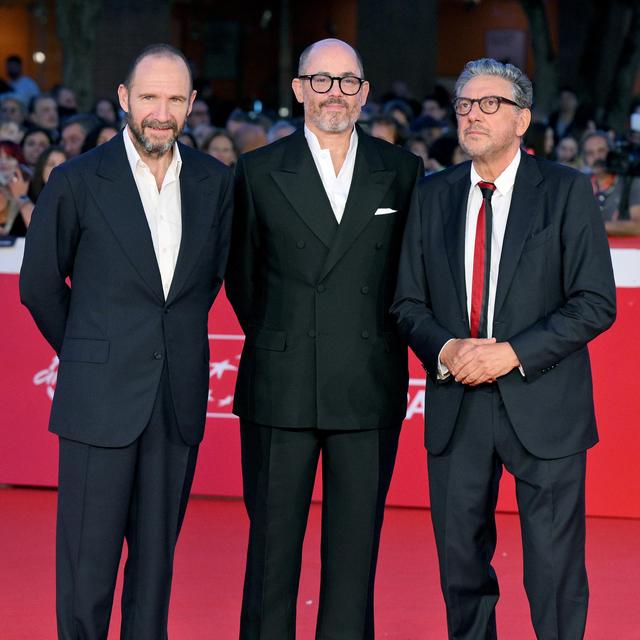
[33,356,58,400]
[31,336,425,421]
[207,334,244,419]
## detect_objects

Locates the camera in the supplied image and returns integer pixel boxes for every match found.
[605,142,640,177]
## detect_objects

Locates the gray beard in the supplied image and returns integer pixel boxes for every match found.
[127,115,182,157]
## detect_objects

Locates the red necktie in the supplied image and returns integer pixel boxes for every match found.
[470,181,496,338]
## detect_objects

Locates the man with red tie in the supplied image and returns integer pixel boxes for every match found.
[392,59,616,639]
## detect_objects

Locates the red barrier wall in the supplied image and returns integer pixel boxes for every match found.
[1,239,639,517]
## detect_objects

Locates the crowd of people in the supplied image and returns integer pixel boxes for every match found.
[2,52,640,239]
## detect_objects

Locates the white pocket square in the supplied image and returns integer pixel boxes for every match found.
[374,208,397,216]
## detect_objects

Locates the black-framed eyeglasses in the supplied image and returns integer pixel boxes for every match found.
[453,95,522,116]
[298,74,366,96]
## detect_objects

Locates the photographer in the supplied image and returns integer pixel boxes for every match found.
[0,140,33,236]
[580,131,640,236]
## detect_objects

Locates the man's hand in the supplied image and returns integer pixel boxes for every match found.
[442,339,520,386]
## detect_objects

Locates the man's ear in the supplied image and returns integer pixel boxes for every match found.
[117,84,129,114]
[291,78,304,105]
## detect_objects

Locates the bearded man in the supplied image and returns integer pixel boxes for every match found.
[226,38,421,639]
[20,44,233,639]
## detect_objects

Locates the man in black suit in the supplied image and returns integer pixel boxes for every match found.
[20,44,232,639]
[392,59,616,639]
[226,38,421,639]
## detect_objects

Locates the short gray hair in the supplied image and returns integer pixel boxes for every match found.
[455,58,533,110]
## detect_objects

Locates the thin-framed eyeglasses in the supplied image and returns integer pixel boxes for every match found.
[453,95,522,116]
[298,74,365,96]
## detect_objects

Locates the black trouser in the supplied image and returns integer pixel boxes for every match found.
[56,370,199,640]
[428,385,588,640]
[239,420,400,640]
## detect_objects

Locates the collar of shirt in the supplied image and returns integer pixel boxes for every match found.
[122,125,182,187]
[303,125,358,223]
[469,147,521,196]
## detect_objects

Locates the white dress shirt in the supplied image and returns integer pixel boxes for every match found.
[304,125,358,224]
[123,127,182,299]
[438,149,522,377]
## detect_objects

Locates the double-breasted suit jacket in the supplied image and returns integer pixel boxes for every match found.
[20,132,233,447]
[392,151,617,458]
[226,127,422,430]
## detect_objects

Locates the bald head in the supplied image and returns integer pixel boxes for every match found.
[298,38,364,78]
[125,43,192,92]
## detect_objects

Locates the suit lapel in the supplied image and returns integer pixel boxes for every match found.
[494,151,543,319]
[90,133,165,302]
[166,146,214,304]
[319,131,396,281]
[270,130,338,249]
[444,162,472,327]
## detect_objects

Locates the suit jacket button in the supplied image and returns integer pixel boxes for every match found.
[361,330,370,339]
[153,351,163,360]
[297,240,305,249]
[317,284,325,292]
[308,330,316,338]
[375,242,383,250]
[361,286,369,294]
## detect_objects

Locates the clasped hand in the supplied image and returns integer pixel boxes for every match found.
[440,338,520,386]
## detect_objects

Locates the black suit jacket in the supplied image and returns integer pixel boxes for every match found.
[392,151,616,458]
[226,127,421,430]
[20,132,233,447]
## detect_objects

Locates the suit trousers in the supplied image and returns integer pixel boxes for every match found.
[427,384,588,640]
[56,368,199,640]
[239,420,400,640]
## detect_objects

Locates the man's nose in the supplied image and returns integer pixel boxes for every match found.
[153,100,170,121]
[328,78,343,97]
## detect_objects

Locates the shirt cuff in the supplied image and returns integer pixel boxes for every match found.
[437,338,456,380]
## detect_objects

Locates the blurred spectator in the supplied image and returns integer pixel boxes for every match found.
[61,114,98,157]
[5,55,40,105]
[187,99,211,131]
[0,94,28,127]
[28,95,59,138]
[92,98,120,126]
[421,93,449,123]
[21,127,52,168]
[178,132,197,148]
[0,140,32,235]
[382,99,413,128]
[412,114,448,146]
[234,122,268,154]
[53,85,78,122]
[28,145,67,203]
[370,115,403,145]
[429,135,458,169]
[0,121,23,143]
[524,122,554,158]
[81,123,119,153]
[404,135,443,175]
[267,120,296,142]
[581,130,640,235]
[191,123,215,149]
[202,128,237,166]
[555,135,579,168]
[548,88,578,139]
[226,108,251,135]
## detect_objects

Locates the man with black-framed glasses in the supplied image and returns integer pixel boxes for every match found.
[226,37,421,639]
[392,58,615,639]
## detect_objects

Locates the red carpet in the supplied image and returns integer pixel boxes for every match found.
[1,487,638,639]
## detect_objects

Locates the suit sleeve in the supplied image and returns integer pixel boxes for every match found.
[390,182,456,378]
[225,155,259,332]
[509,172,616,382]
[19,167,80,353]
